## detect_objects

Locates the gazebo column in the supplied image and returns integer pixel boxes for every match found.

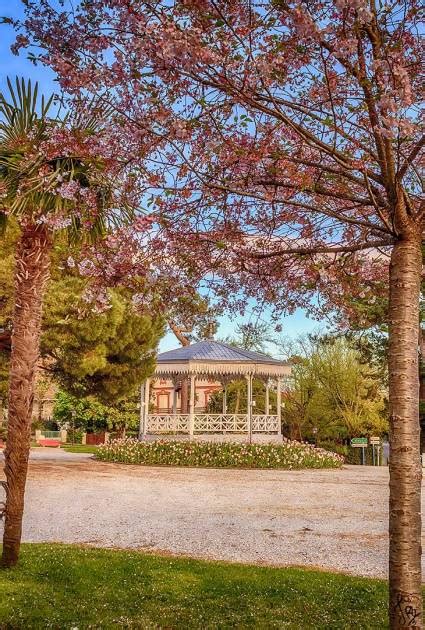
[138,377,151,438]
[276,377,282,436]
[265,379,270,415]
[172,378,178,415]
[138,380,145,439]
[189,373,196,437]
[222,386,227,415]
[246,374,253,444]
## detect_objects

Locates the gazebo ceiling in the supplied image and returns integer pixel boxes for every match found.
[155,340,291,378]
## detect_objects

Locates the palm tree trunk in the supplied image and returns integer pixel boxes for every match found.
[1,223,51,567]
[388,235,423,628]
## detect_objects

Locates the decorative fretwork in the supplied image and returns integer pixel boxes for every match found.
[146,414,189,433]
[194,414,248,433]
[252,415,279,432]
[146,414,279,434]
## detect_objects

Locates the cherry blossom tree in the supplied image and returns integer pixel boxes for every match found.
[16,1,424,626]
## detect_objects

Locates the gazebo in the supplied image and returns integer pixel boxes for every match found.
[139,340,291,439]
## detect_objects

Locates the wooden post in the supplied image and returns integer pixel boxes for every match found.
[222,386,227,414]
[180,378,189,413]
[276,377,282,436]
[139,378,151,438]
[189,374,196,437]
[172,385,178,415]
[138,381,145,439]
[265,380,270,415]
[246,374,253,444]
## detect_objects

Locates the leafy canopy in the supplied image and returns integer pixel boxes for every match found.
[15,1,423,320]
[0,225,164,404]
[284,337,387,441]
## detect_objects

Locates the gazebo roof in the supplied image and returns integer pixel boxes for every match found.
[155,340,291,378]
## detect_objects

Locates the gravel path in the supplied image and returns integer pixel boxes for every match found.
[3,457,424,579]
[0,448,94,463]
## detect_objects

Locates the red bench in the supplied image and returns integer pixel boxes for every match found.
[37,439,61,448]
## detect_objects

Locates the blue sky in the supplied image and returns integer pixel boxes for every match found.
[0,2,57,94]
[0,1,323,353]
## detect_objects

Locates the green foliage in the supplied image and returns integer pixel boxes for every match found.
[0,228,164,404]
[314,330,388,386]
[96,438,343,469]
[208,378,276,414]
[42,276,163,403]
[284,338,387,442]
[0,544,390,629]
[53,391,107,432]
[221,321,274,353]
[52,390,139,434]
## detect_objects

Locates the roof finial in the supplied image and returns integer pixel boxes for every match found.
[205,320,216,340]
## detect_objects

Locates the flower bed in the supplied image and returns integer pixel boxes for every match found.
[96,438,344,469]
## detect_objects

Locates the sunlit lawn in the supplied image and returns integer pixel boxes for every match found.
[61,444,98,453]
[0,544,389,629]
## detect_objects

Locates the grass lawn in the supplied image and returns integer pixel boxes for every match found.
[0,544,389,629]
[61,444,98,453]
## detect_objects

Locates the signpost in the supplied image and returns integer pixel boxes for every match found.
[369,436,381,466]
[350,437,382,465]
[351,437,368,465]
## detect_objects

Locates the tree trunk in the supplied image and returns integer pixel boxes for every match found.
[419,328,425,455]
[1,224,51,568]
[388,235,423,628]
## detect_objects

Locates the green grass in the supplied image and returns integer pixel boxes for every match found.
[0,544,389,629]
[61,444,98,453]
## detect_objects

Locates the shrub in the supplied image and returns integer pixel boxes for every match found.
[67,428,83,444]
[96,438,344,470]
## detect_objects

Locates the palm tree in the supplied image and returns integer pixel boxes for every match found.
[0,77,132,567]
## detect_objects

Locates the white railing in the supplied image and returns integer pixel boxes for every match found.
[194,414,248,433]
[146,414,279,434]
[146,414,189,433]
[252,415,279,432]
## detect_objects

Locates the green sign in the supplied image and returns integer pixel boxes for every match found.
[351,437,368,446]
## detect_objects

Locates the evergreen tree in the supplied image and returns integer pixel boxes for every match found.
[0,226,164,405]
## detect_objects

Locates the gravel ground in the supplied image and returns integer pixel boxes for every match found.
[0,449,94,462]
[2,456,423,579]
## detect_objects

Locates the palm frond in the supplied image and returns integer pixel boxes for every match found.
[0,76,134,241]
